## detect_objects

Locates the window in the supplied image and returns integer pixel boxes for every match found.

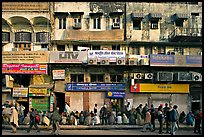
[93,17,101,29]
[158,47,165,54]
[14,43,31,51]
[70,74,84,82]
[73,18,81,29]
[2,32,10,42]
[174,47,184,55]
[133,20,141,30]
[112,45,120,50]
[175,19,184,27]
[57,45,65,51]
[145,47,152,55]
[131,46,140,55]
[90,74,104,82]
[151,20,159,29]
[36,32,49,43]
[110,74,123,82]
[15,32,32,42]
[92,45,100,50]
[112,17,120,29]
[59,17,66,29]
[41,44,48,49]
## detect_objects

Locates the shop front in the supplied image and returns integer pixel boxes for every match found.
[65,83,126,113]
[130,83,190,114]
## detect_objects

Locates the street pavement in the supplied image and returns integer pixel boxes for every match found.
[2,129,201,135]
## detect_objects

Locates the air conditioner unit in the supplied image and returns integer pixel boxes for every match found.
[88,58,97,65]
[112,22,120,28]
[117,58,126,65]
[145,73,153,79]
[129,59,138,65]
[12,48,19,51]
[100,58,110,65]
[193,73,202,81]
[178,72,192,81]
[157,72,173,81]
[134,73,142,79]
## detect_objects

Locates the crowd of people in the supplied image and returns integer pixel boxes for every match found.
[2,101,202,135]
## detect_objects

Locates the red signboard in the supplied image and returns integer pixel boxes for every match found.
[2,64,47,74]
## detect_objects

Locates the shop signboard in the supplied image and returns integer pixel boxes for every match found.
[49,51,88,63]
[13,88,28,97]
[52,70,65,79]
[30,97,49,111]
[106,91,126,98]
[150,54,175,66]
[65,83,126,91]
[88,50,126,62]
[130,83,189,93]
[2,64,47,74]
[129,55,149,65]
[29,88,47,95]
[2,51,49,64]
[186,55,202,67]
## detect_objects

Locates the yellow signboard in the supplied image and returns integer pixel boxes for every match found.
[2,51,49,63]
[29,88,47,94]
[130,83,189,93]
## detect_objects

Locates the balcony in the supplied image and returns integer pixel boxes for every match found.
[168,28,202,42]
[65,29,124,41]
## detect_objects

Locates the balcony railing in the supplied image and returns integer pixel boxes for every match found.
[168,28,202,42]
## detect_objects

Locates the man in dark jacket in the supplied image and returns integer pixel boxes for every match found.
[194,109,201,134]
[170,105,178,135]
[51,107,61,135]
[100,104,108,125]
[27,108,40,133]
[163,103,170,133]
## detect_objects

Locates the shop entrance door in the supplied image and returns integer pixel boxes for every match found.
[55,92,65,114]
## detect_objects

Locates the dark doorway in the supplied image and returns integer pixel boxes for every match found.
[191,102,200,114]
[17,101,29,116]
[55,92,65,114]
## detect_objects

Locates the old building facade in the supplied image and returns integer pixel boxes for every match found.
[2,2,202,115]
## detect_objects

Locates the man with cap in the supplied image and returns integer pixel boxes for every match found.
[10,106,18,133]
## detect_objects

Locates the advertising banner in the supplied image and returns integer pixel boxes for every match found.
[2,51,49,63]
[49,51,87,63]
[88,50,126,62]
[130,83,189,93]
[186,55,202,67]
[13,88,28,97]
[129,55,149,65]
[2,64,47,74]
[65,83,126,91]
[52,70,65,79]
[106,91,126,98]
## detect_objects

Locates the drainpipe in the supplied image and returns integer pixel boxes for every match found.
[124,2,127,41]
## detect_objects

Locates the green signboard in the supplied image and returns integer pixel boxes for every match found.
[31,97,49,111]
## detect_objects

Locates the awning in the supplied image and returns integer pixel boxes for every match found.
[89,12,103,16]
[149,13,162,19]
[109,12,123,16]
[2,88,11,93]
[69,12,84,15]
[54,12,69,16]
[131,13,144,19]
[174,13,188,19]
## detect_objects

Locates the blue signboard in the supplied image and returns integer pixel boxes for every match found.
[186,55,202,64]
[106,91,126,98]
[150,54,174,66]
[65,83,126,91]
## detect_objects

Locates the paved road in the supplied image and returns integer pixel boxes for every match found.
[2,129,201,135]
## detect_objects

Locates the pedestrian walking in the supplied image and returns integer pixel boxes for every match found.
[194,109,202,134]
[125,102,132,118]
[150,104,156,131]
[27,108,40,133]
[141,109,154,132]
[142,103,148,122]
[51,107,61,135]
[10,106,18,133]
[169,105,178,135]
[136,104,143,125]
[157,105,164,134]
[116,112,122,125]
[64,102,71,116]
[163,103,171,133]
